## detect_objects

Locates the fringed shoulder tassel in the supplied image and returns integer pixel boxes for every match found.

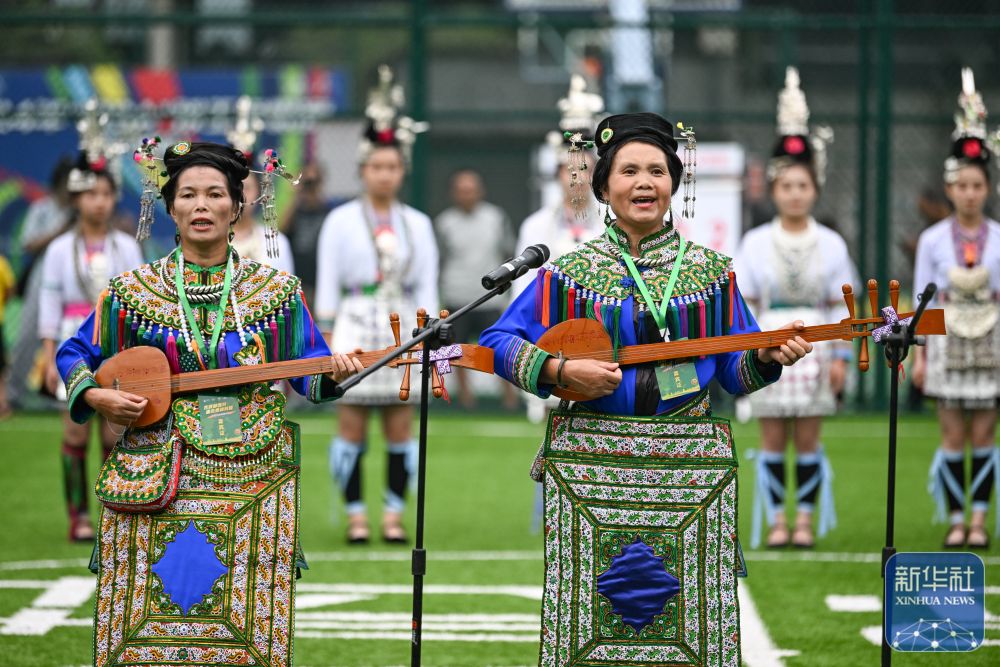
[713,283,723,337]
[541,269,552,328]
[277,311,287,361]
[533,268,545,324]
[92,289,108,346]
[116,307,127,353]
[165,331,180,374]
[216,337,229,369]
[611,299,622,362]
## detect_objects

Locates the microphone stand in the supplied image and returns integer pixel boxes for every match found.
[331,280,514,667]
[877,282,936,667]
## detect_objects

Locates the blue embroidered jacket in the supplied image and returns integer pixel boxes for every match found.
[480,224,781,416]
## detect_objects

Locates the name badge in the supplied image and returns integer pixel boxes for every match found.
[655,361,701,400]
[197,393,243,445]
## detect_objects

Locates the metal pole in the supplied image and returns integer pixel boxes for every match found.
[881,342,900,667]
[408,0,429,213]
[872,0,894,409]
[854,0,872,408]
[410,345,431,666]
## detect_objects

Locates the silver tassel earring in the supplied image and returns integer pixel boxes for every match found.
[564,131,595,219]
[132,136,161,243]
[677,122,697,219]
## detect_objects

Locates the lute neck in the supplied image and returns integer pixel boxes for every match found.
[574,322,853,365]
[171,349,391,394]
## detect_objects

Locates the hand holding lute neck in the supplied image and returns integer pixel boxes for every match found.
[756,320,813,366]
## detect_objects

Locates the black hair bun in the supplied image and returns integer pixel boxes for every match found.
[163,141,250,182]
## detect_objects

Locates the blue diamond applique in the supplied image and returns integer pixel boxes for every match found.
[596,538,680,634]
[151,521,228,615]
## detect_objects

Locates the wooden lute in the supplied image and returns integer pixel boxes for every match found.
[536,279,946,402]
[95,310,493,427]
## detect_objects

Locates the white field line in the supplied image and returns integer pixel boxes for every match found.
[295,630,538,642]
[826,595,882,613]
[738,581,800,666]
[5,550,998,571]
[297,583,542,600]
[305,550,541,563]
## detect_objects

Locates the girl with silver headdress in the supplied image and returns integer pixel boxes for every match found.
[914,68,1000,549]
[735,67,858,549]
[315,65,438,544]
[39,116,144,542]
[226,96,295,274]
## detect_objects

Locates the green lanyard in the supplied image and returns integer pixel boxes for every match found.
[174,246,234,370]
[607,226,687,335]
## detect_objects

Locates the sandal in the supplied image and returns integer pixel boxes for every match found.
[967,524,990,549]
[382,512,409,544]
[766,522,790,548]
[791,517,814,549]
[346,514,370,545]
[942,523,967,549]
[69,515,95,543]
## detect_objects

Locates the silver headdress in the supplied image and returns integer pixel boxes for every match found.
[358,65,428,166]
[770,66,833,187]
[947,68,991,184]
[953,67,987,141]
[68,99,128,193]
[547,75,604,215]
[227,95,265,156]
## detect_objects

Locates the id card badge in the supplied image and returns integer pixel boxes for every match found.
[198,393,243,445]
[655,361,701,400]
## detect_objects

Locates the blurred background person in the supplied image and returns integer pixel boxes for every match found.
[281,161,333,306]
[914,69,1000,550]
[9,157,75,407]
[232,171,294,274]
[435,168,517,409]
[0,251,14,420]
[513,75,606,424]
[736,68,858,550]
[315,66,438,545]
[39,151,143,542]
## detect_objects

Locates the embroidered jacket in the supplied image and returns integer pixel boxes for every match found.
[480,224,782,416]
[56,252,340,425]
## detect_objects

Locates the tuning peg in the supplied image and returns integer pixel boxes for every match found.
[867,279,879,318]
[431,365,443,398]
[859,336,869,372]
[842,284,856,319]
[416,308,428,330]
[889,280,899,313]
[440,309,450,319]
[390,312,401,348]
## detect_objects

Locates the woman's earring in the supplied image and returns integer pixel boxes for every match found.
[174,228,181,245]
[603,203,612,226]
[229,226,235,242]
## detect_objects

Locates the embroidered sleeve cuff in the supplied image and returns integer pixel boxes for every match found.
[308,374,341,403]
[739,350,781,394]
[511,340,554,398]
[65,361,99,424]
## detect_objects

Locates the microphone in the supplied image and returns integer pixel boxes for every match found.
[481,244,550,290]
